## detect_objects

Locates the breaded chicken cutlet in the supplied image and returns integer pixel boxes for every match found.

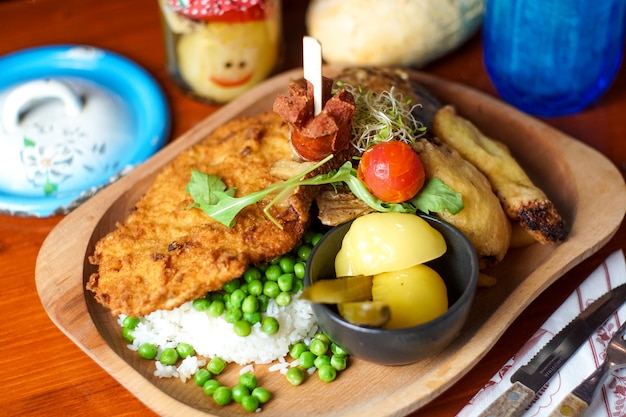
[87,112,317,317]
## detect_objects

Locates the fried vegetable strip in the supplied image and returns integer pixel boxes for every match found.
[413,139,511,269]
[432,106,566,244]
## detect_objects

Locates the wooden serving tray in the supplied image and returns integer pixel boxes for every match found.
[35,68,626,417]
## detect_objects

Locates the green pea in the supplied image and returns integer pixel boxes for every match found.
[203,379,220,396]
[233,319,252,337]
[314,333,332,345]
[330,354,347,371]
[261,317,279,335]
[208,357,226,375]
[275,291,292,306]
[224,307,243,323]
[243,267,262,283]
[285,367,305,386]
[297,245,312,261]
[331,342,348,356]
[231,384,249,403]
[294,262,306,280]
[277,274,294,292]
[176,342,195,358]
[138,343,158,360]
[159,347,179,365]
[298,350,316,369]
[292,280,304,294]
[222,279,241,293]
[244,311,262,325]
[209,292,223,302]
[264,264,282,281]
[314,355,331,369]
[257,294,270,313]
[239,282,249,295]
[230,289,246,308]
[318,364,337,382]
[312,232,324,246]
[247,279,263,296]
[263,281,280,298]
[207,299,225,317]
[303,230,316,244]
[213,386,232,406]
[122,316,140,329]
[242,394,260,412]
[251,387,271,404]
[192,298,211,312]
[241,295,259,314]
[289,342,307,359]
[239,372,258,391]
[122,327,135,342]
[194,368,211,386]
[309,338,329,356]
[223,293,233,310]
[279,256,296,274]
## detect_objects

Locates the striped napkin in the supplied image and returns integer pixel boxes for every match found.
[457,250,626,417]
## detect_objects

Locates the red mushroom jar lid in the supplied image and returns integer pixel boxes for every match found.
[167,0,269,23]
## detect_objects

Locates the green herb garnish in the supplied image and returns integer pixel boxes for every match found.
[336,82,427,152]
[185,157,463,228]
[411,178,464,215]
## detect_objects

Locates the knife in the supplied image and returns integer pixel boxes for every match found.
[478,283,626,417]
[548,320,626,417]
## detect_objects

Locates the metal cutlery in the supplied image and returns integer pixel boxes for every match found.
[478,284,626,417]
[549,320,626,417]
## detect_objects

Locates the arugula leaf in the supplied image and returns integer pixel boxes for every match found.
[185,170,235,208]
[186,170,292,228]
[185,156,333,228]
[411,178,464,215]
[185,159,464,228]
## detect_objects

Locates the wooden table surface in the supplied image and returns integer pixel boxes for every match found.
[1,1,624,416]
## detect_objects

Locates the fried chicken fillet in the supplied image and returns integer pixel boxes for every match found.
[432,106,566,243]
[87,112,315,317]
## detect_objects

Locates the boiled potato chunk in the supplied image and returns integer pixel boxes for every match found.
[372,263,448,329]
[335,213,446,277]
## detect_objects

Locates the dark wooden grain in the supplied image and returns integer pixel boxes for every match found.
[0,1,624,416]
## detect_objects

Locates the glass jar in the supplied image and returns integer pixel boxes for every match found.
[483,0,626,117]
[158,0,282,104]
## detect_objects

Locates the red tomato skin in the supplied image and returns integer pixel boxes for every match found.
[357,141,425,203]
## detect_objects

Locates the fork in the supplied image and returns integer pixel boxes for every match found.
[549,320,626,417]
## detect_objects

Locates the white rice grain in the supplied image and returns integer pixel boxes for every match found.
[125,296,318,378]
[177,356,206,383]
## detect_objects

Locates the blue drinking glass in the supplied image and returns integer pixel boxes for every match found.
[483,0,626,117]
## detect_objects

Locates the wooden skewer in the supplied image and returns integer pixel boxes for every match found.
[303,36,323,116]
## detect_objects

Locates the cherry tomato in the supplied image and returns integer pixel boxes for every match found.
[357,141,425,203]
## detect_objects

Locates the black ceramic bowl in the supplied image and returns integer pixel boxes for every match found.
[304,214,479,366]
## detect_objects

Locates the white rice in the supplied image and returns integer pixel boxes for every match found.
[121,295,318,380]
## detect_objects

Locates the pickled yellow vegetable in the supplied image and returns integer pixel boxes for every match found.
[338,301,390,327]
[371,264,448,329]
[299,275,373,304]
[335,213,446,277]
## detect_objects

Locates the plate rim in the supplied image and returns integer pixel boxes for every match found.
[35,67,626,416]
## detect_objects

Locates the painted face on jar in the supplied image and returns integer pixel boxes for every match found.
[163,0,280,103]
